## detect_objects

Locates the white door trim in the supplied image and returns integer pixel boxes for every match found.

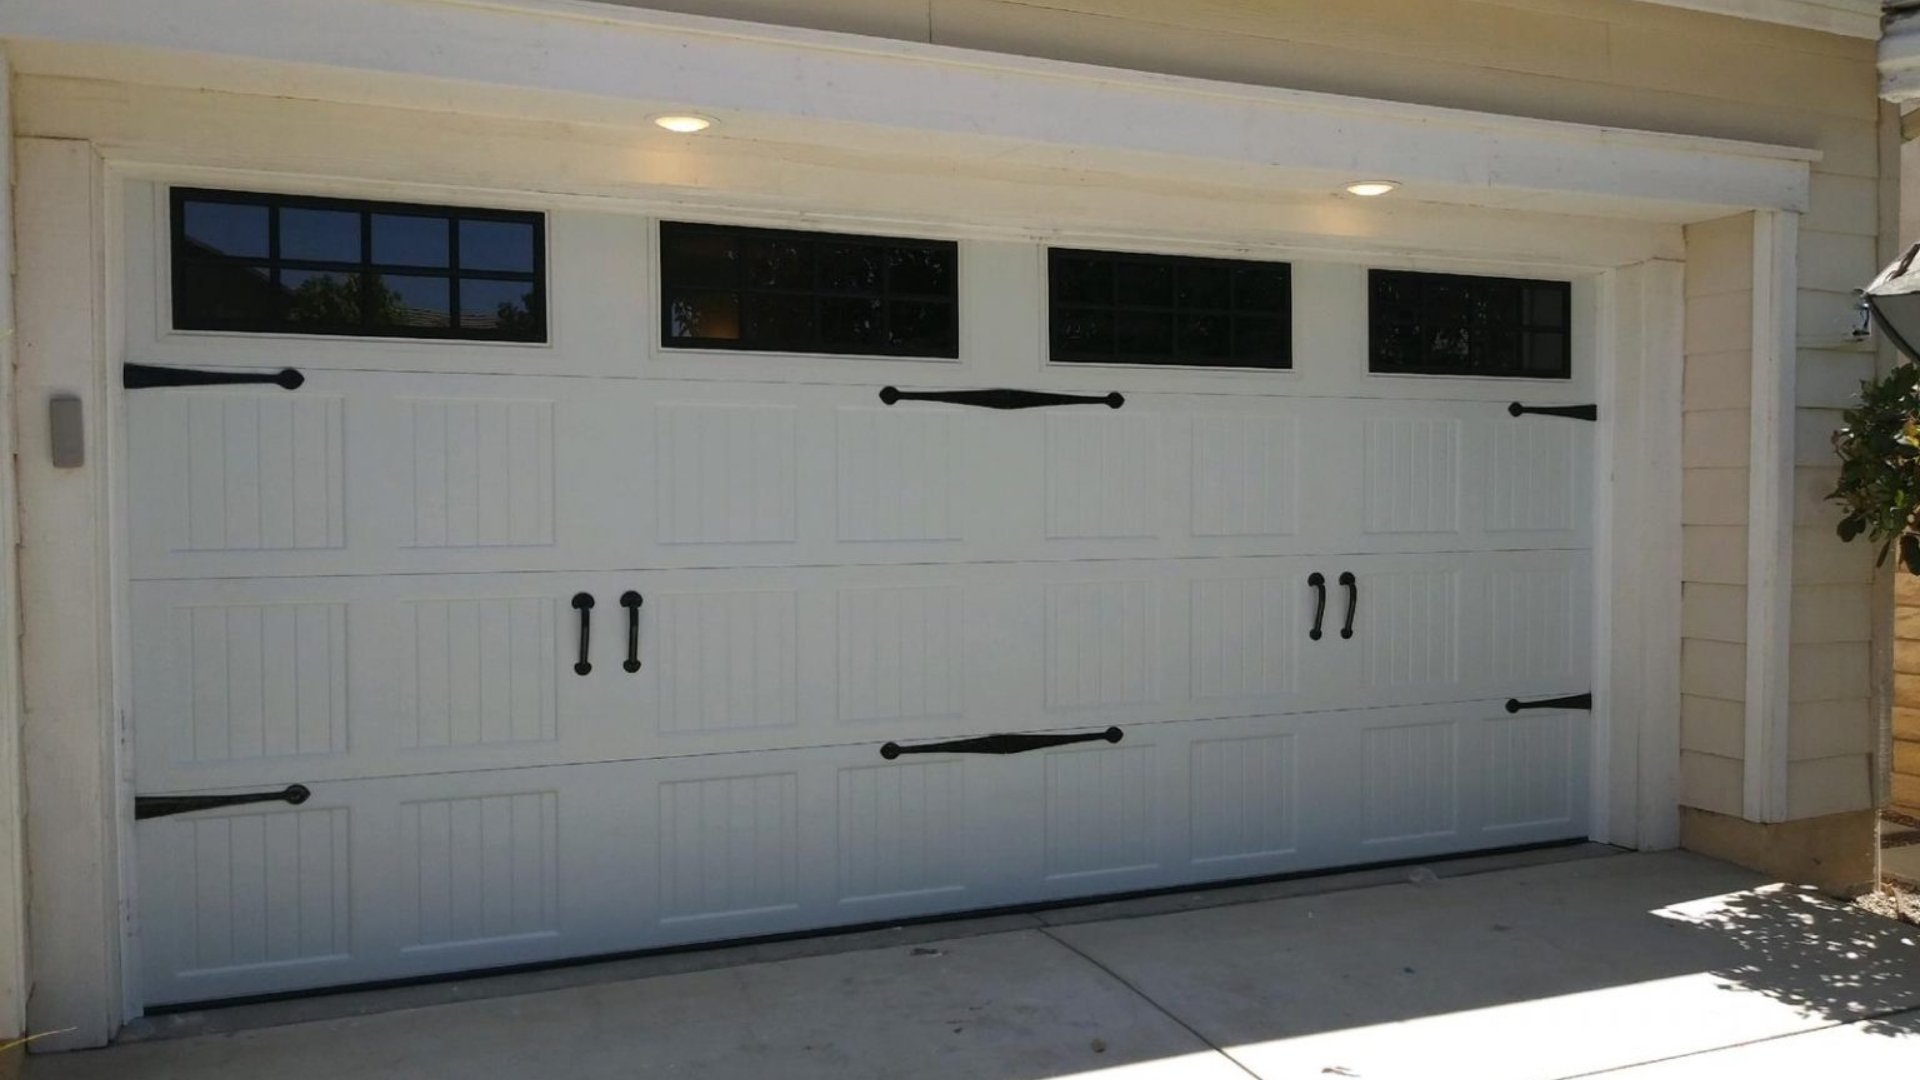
[1595,259,1686,849]
[14,136,125,1050]
[1743,210,1800,823]
[0,44,30,1043]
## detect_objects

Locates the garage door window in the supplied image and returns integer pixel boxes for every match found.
[171,188,546,342]
[660,221,959,358]
[1048,248,1291,369]
[1368,270,1570,378]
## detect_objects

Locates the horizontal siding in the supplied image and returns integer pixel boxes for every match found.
[1893,573,1920,815]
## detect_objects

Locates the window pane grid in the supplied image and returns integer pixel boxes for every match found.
[171,187,545,343]
[1368,270,1571,379]
[660,221,958,358]
[1047,248,1291,369]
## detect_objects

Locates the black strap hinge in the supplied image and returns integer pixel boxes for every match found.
[881,727,1122,759]
[135,784,311,820]
[1505,693,1593,713]
[124,363,304,390]
[1508,402,1597,422]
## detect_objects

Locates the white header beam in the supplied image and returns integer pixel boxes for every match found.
[0,0,1816,221]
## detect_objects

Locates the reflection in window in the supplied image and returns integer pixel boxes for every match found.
[1368,270,1571,378]
[659,221,958,357]
[171,188,545,341]
[1047,248,1291,368]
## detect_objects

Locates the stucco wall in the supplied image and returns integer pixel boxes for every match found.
[593,0,1890,817]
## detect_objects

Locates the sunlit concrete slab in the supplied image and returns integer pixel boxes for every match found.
[1049,851,1920,1080]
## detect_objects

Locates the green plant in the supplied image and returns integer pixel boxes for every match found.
[1831,362,1920,573]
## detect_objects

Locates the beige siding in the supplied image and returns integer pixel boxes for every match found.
[1681,214,1755,813]
[1895,574,1920,815]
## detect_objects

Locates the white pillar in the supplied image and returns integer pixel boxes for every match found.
[0,42,32,1048]
[16,136,122,1050]
[1600,258,1685,849]
[1743,210,1798,823]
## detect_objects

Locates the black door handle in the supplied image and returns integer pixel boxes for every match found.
[124,363,304,390]
[881,727,1122,759]
[878,386,1123,410]
[572,592,594,676]
[135,784,311,820]
[1308,572,1327,640]
[621,590,643,673]
[1508,402,1597,421]
[1339,571,1357,639]
[1506,693,1593,713]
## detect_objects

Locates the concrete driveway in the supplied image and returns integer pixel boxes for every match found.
[28,849,1920,1080]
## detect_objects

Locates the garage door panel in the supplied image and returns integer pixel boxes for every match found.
[1339,551,1593,712]
[1302,398,1593,554]
[626,744,1037,950]
[137,762,648,1006]
[123,190,646,381]
[126,372,643,580]
[131,575,642,791]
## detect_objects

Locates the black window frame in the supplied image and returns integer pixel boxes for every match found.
[1047,247,1292,370]
[1367,269,1572,380]
[170,187,548,343]
[658,220,960,359]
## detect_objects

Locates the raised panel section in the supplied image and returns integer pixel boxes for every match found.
[1483,713,1573,829]
[178,807,349,973]
[1045,580,1159,709]
[658,773,799,922]
[1046,412,1158,539]
[838,586,963,724]
[1363,723,1458,843]
[1191,578,1297,701]
[403,597,557,748]
[1190,735,1296,864]
[1486,422,1576,532]
[400,792,559,949]
[836,407,960,542]
[657,403,798,544]
[837,761,965,903]
[1362,571,1460,690]
[654,590,798,734]
[403,397,556,548]
[1190,415,1297,537]
[181,394,345,551]
[1362,418,1460,534]
[181,602,347,762]
[1485,567,1579,685]
[1044,746,1156,879]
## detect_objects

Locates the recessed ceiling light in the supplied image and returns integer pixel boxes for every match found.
[653,114,715,134]
[1345,180,1400,197]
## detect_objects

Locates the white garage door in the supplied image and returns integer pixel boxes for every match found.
[124,186,1594,1006]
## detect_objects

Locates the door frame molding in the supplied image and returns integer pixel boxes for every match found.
[14,134,1740,1046]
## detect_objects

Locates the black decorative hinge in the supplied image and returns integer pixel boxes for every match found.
[1508,402,1597,422]
[881,727,1123,759]
[135,784,311,820]
[879,387,1123,410]
[1505,693,1593,713]
[124,363,305,390]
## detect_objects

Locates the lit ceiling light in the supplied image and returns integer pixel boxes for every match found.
[1344,180,1400,197]
[653,114,715,134]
